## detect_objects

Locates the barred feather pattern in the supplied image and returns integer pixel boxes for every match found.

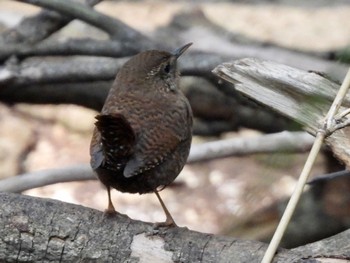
[94,114,135,172]
[89,47,193,194]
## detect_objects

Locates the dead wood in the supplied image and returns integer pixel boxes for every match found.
[213,58,350,166]
[1,192,350,262]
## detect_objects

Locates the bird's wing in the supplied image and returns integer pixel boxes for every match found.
[123,128,181,178]
[90,114,135,171]
[123,100,192,178]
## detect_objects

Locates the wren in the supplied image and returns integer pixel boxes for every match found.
[90,43,193,226]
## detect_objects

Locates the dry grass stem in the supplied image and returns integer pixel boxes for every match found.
[262,68,350,263]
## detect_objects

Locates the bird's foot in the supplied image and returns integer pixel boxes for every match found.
[103,207,118,218]
[152,218,177,229]
[145,220,176,237]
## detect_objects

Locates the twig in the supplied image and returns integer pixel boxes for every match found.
[308,169,350,184]
[325,69,350,129]
[0,164,94,193]
[188,131,314,163]
[261,68,350,263]
[336,108,350,119]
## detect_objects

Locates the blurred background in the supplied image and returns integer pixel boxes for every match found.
[1,0,350,248]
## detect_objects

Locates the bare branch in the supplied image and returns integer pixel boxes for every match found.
[0,39,141,61]
[0,164,93,193]
[0,81,111,111]
[1,56,127,86]
[15,0,154,44]
[188,131,314,163]
[0,0,102,45]
[308,169,350,184]
[0,131,314,193]
[0,53,230,87]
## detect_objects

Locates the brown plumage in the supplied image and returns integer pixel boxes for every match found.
[90,43,193,226]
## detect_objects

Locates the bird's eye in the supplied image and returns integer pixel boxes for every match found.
[163,63,171,74]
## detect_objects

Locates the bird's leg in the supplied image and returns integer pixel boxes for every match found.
[154,190,177,227]
[104,186,117,215]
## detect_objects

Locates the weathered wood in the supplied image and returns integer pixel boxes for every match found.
[1,192,350,262]
[213,58,350,166]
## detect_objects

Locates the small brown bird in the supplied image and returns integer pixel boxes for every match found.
[90,43,193,226]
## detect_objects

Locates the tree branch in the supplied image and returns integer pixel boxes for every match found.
[0,76,291,135]
[1,192,349,262]
[0,53,232,87]
[188,131,314,163]
[0,0,102,46]
[15,0,155,45]
[0,131,314,193]
[0,164,93,193]
[0,80,111,110]
[0,56,127,86]
[0,38,143,61]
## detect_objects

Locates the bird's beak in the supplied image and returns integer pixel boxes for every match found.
[173,42,193,59]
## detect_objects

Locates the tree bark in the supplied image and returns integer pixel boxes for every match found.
[1,192,350,262]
